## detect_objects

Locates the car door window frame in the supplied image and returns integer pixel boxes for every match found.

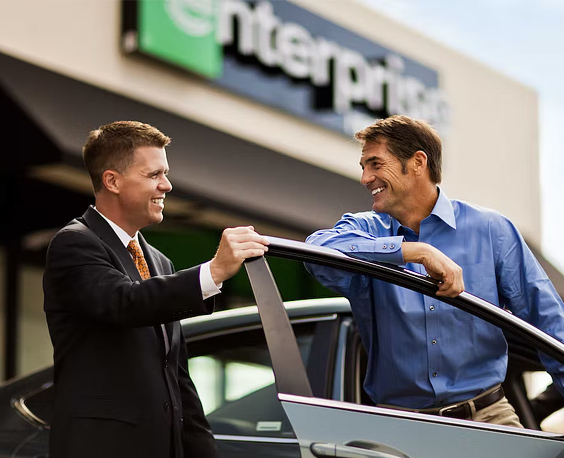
[246,237,564,440]
[258,237,564,365]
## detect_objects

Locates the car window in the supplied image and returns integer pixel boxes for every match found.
[186,322,318,438]
[522,371,564,433]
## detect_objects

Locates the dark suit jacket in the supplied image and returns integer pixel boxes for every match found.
[43,206,218,458]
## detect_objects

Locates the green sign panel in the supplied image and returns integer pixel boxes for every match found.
[137,0,222,78]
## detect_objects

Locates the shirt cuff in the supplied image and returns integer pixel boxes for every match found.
[200,261,222,300]
[345,236,404,264]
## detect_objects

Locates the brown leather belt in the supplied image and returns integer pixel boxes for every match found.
[419,385,505,419]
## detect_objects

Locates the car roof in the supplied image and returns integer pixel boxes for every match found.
[181,297,351,338]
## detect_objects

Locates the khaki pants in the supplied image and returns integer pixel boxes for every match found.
[379,387,524,428]
[472,396,523,428]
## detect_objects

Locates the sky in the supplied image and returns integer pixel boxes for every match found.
[360,0,564,272]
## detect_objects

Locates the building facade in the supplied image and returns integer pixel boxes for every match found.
[0,0,549,380]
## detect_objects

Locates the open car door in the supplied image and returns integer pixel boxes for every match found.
[245,238,564,458]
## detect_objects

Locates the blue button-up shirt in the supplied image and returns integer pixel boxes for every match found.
[306,189,564,408]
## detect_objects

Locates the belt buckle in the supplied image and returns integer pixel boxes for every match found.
[438,403,470,418]
[438,404,460,416]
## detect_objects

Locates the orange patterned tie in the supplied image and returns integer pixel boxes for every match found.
[127,240,151,280]
[127,239,170,353]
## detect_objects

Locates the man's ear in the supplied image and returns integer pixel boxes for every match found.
[101,170,120,195]
[413,150,428,176]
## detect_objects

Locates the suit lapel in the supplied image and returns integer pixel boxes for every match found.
[81,206,142,282]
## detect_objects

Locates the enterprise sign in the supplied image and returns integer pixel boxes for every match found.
[123,0,449,136]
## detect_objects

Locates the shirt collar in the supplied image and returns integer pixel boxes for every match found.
[93,207,139,248]
[391,186,456,235]
[391,216,403,237]
[429,187,456,230]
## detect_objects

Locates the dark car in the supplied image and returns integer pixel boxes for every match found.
[2,237,564,457]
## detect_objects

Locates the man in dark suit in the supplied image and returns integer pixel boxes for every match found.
[43,120,269,458]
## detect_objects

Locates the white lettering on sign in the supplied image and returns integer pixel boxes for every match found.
[166,0,216,37]
[170,0,450,133]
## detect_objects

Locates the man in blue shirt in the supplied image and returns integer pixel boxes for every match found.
[306,115,564,427]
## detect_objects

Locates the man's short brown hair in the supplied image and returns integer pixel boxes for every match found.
[83,120,171,193]
[355,115,442,184]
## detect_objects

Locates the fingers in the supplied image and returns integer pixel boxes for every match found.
[221,226,270,260]
[435,264,464,297]
[419,245,464,298]
[210,226,270,284]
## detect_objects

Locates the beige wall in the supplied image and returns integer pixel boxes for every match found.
[0,248,52,380]
[18,266,52,376]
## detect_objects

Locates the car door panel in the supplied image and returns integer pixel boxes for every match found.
[280,394,564,458]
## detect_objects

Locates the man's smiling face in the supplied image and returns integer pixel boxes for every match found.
[116,145,172,235]
[360,139,417,217]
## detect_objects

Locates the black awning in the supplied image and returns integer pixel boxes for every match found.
[0,51,370,236]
